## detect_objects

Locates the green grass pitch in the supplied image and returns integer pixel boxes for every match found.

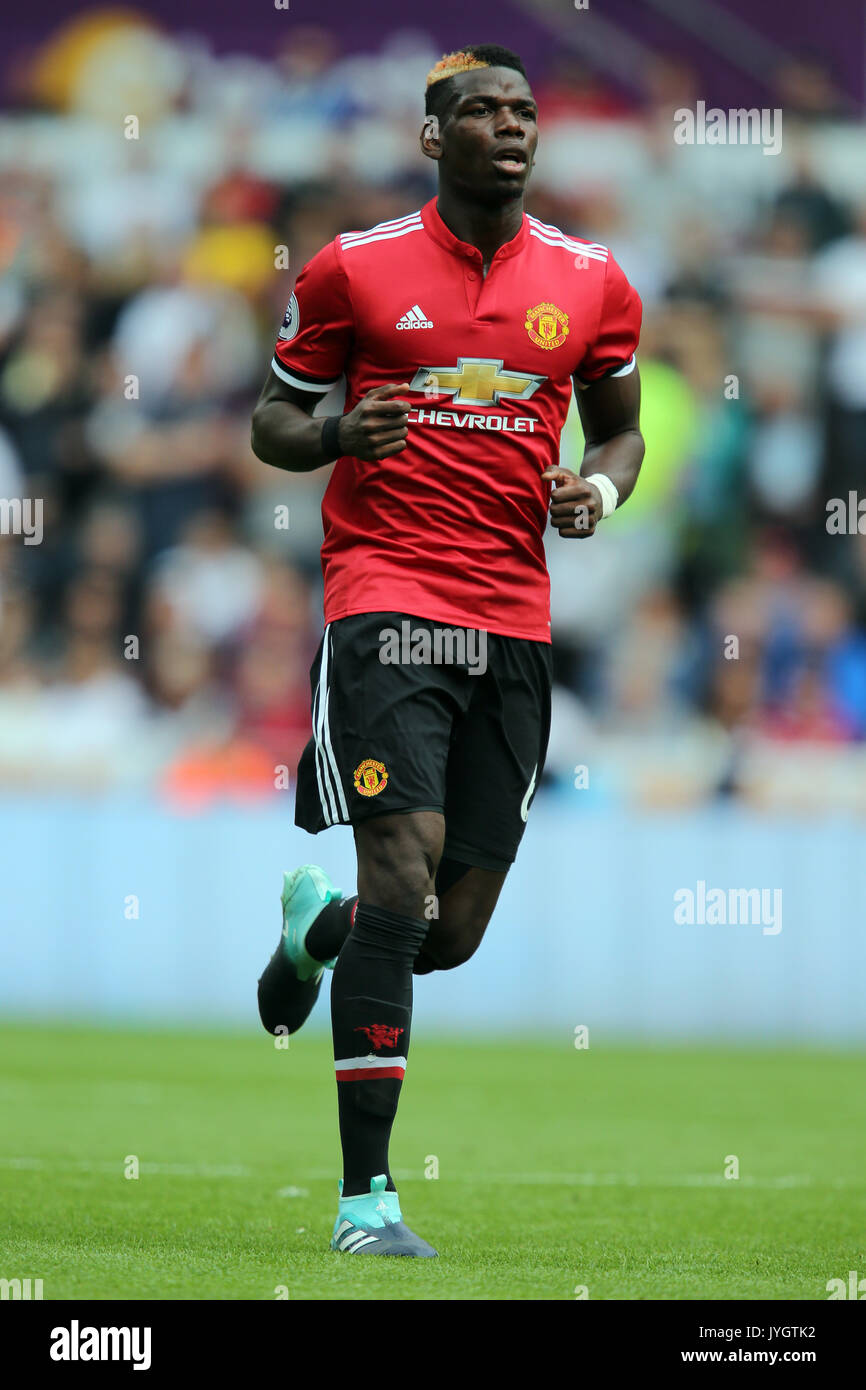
[1,1024,864,1300]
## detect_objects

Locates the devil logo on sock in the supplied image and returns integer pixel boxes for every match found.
[354,1024,404,1050]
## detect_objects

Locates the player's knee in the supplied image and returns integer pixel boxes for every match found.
[356,815,443,916]
[369,860,431,916]
[426,939,475,970]
[424,916,490,970]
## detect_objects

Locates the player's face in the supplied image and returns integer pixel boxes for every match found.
[439,68,538,201]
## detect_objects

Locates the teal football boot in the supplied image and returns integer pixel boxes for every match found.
[257,865,342,1035]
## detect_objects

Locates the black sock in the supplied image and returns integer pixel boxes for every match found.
[306,895,358,963]
[331,902,428,1196]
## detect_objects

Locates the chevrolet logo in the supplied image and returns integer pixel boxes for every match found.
[409,357,546,408]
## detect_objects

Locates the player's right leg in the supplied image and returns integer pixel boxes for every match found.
[329,808,443,1256]
[289,613,470,1255]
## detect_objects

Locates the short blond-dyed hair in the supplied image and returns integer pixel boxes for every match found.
[423,43,528,118]
[426,51,492,89]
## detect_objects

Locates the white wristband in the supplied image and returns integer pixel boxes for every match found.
[585,472,619,519]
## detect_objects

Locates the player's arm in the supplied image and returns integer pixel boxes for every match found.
[250,238,410,472]
[251,371,411,472]
[543,367,644,538]
[544,250,644,538]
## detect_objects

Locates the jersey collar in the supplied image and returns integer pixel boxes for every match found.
[421,196,528,264]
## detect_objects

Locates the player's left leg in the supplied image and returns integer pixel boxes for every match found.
[413,861,507,973]
[256,866,356,1037]
[258,858,505,1031]
[410,629,554,971]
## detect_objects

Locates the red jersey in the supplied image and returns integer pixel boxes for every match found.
[272,197,641,642]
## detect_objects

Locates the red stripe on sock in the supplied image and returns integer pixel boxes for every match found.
[336,1067,405,1082]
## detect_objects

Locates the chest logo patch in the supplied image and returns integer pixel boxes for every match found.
[409,358,545,407]
[525,302,569,350]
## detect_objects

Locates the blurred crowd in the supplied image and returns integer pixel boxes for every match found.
[1,13,865,811]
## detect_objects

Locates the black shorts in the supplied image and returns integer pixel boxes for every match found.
[294,611,553,871]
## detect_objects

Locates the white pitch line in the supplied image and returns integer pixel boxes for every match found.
[467,1172,817,1189]
[2,1158,858,1190]
[304,1167,837,1190]
[0,1157,251,1178]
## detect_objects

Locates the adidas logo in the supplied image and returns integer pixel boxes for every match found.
[396,304,434,330]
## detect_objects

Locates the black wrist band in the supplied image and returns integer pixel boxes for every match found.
[320,415,343,461]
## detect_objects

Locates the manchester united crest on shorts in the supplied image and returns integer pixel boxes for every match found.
[353,758,388,797]
[525,301,569,350]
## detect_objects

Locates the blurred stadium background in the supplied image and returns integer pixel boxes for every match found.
[1,0,866,1041]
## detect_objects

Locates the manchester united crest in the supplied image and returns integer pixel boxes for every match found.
[525,302,569,350]
[353,758,388,797]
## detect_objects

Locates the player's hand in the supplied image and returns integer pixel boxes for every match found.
[338,383,411,461]
[541,466,603,539]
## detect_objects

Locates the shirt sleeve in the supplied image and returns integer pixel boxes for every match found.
[271,239,353,393]
[575,252,642,388]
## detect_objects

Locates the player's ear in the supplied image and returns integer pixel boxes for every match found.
[420,113,441,161]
